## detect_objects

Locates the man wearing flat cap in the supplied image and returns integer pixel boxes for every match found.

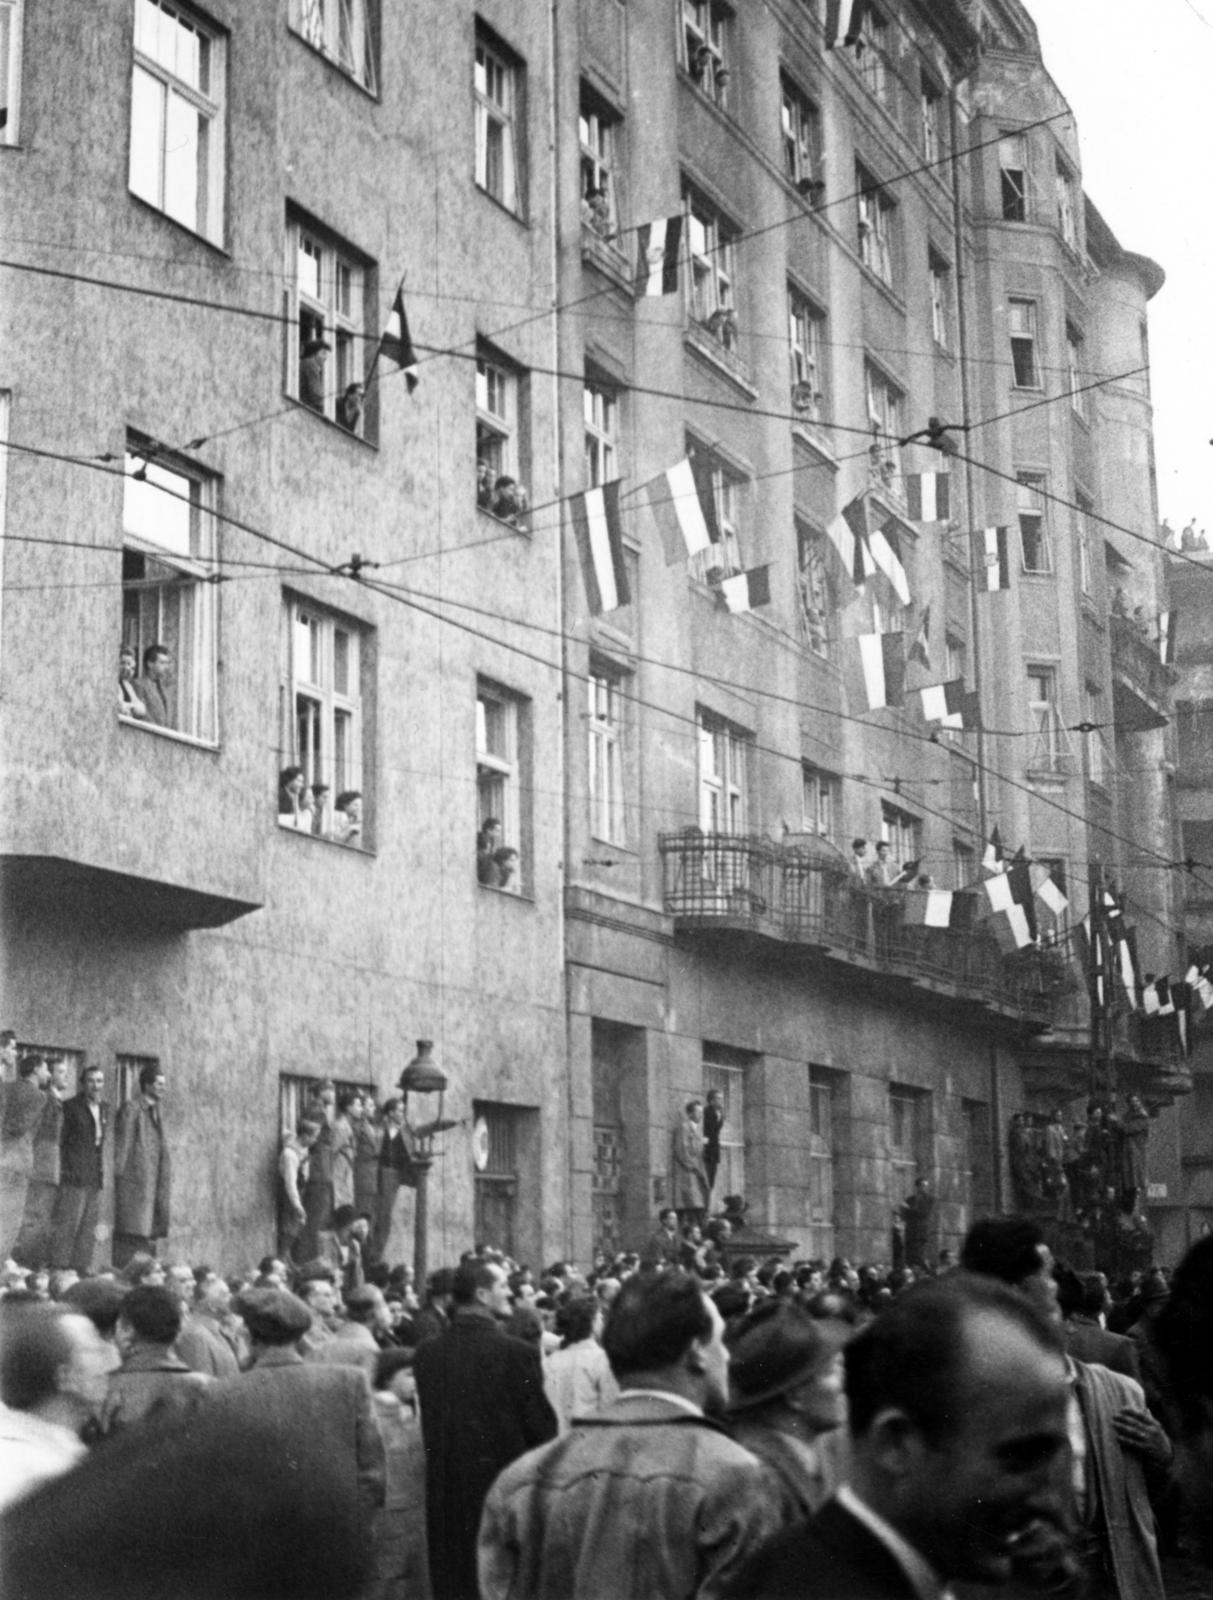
[726,1299,850,1521]
[206,1287,385,1525]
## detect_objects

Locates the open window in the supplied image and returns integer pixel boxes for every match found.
[283,211,373,436]
[289,0,378,94]
[279,595,368,844]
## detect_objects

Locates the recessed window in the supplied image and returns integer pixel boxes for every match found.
[881,806,921,868]
[588,664,627,845]
[121,439,218,743]
[929,251,951,350]
[999,133,1029,221]
[681,0,730,109]
[788,285,827,423]
[698,711,749,834]
[477,681,529,892]
[858,7,890,106]
[1,0,24,145]
[801,764,838,838]
[780,74,821,189]
[686,439,743,582]
[583,378,618,487]
[1008,298,1039,389]
[796,522,834,659]
[476,345,528,525]
[704,1046,747,1198]
[1076,494,1093,594]
[1084,682,1106,786]
[1056,157,1078,250]
[284,214,371,432]
[865,362,903,487]
[579,89,620,239]
[921,74,945,166]
[475,27,523,215]
[685,186,740,352]
[279,596,367,844]
[1066,324,1086,418]
[1027,665,1063,772]
[129,0,226,244]
[289,0,377,93]
[1016,472,1051,573]
[857,165,896,287]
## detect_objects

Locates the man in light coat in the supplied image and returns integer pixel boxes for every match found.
[113,1063,171,1267]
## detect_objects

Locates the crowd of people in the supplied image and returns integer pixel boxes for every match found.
[2,1204,1212,1600]
[278,768,363,844]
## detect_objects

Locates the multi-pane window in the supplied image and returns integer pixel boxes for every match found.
[1056,157,1078,250]
[280,597,365,831]
[117,1053,160,1108]
[588,667,626,845]
[1027,665,1063,772]
[698,712,748,834]
[921,75,945,166]
[780,75,821,187]
[122,440,218,743]
[1067,325,1086,418]
[1084,682,1107,786]
[945,633,967,682]
[289,0,377,94]
[1076,495,1093,594]
[476,347,527,521]
[953,840,975,890]
[797,524,834,658]
[788,285,827,422]
[1009,298,1039,389]
[583,380,617,487]
[999,133,1029,221]
[475,30,521,214]
[858,7,890,106]
[857,167,896,286]
[801,765,837,839]
[685,189,738,348]
[579,92,618,238]
[865,363,903,484]
[872,594,905,638]
[889,1086,926,1190]
[681,0,729,108]
[807,1068,835,1241]
[687,444,743,581]
[703,1049,746,1200]
[1,0,23,145]
[880,804,920,866]
[929,252,951,350]
[477,682,526,890]
[284,216,368,425]
[129,0,225,244]
[1016,473,1051,573]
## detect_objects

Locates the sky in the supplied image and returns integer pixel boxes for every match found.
[1027,0,1212,534]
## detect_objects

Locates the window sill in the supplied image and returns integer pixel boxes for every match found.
[118,715,219,753]
[580,228,635,296]
[1026,769,1069,787]
[277,820,373,854]
[857,265,907,316]
[683,325,758,399]
[475,183,528,227]
[287,28,380,101]
[128,191,229,258]
[284,395,380,448]
[791,422,837,467]
[1021,568,1054,580]
[678,67,732,119]
[477,504,531,539]
[478,882,533,904]
[1010,384,1043,395]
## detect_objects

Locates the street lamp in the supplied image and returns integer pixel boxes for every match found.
[398,1040,456,1287]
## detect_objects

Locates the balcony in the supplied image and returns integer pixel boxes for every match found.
[659,829,1061,1026]
[1110,614,1175,733]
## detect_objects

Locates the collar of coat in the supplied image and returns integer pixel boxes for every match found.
[574,1391,731,1434]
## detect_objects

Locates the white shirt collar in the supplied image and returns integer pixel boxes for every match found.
[836,1485,948,1600]
[616,1387,703,1418]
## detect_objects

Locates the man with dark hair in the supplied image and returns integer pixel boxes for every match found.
[1058,1268,1141,1380]
[412,1266,455,1345]
[728,1274,1072,1598]
[672,1098,709,1228]
[112,1064,171,1268]
[49,1064,108,1273]
[12,1055,68,1265]
[308,1283,390,1383]
[1153,1234,1213,1564]
[99,1284,210,1437]
[0,1053,50,1254]
[643,1206,682,1268]
[480,1268,779,1600]
[414,1257,556,1600]
[133,642,172,727]
[175,1266,241,1378]
[371,1097,415,1262]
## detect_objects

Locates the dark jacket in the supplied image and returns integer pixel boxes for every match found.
[29,1092,65,1184]
[99,1348,211,1436]
[727,1495,921,1600]
[1063,1317,1142,1381]
[414,1308,557,1600]
[58,1094,109,1189]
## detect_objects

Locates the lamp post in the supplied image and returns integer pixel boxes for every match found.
[398,1040,455,1287]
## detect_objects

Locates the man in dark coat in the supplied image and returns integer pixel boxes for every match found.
[413,1257,557,1600]
[703,1088,724,1199]
[113,1064,171,1266]
[50,1065,108,1273]
[13,1055,67,1265]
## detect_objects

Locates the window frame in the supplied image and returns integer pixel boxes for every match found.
[806,1066,835,1233]
[0,0,24,146]
[880,804,920,865]
[856,165,897,287]
[796,521,835,659]
[583,377,618,488]
[476,343,528,520]
[680,0,730,110]
[283,213,371,430]
[579,88,620,239]
[1076,494,1094,595]
[703,1048,746,1199]
[999,132,1030,222]
[279,594,367,842]
[121,437,220,746]
[865,361,904,486]
[1016,472,1052,574]
[1026,664,1064,773]
[788,283,827,424]
[780,72,821,189]
[684,185,739,348]
[1055,155,1078,250]
[801,763,837,839]
[1066,323,1087,419]
[1084,680,1107,787]
[920,73,945,167]
[858,6,891,107]
[474,26,523,216]
[697,711,749,835]
[929,251,951,351]
[588,662,627,846]
[477,679,529,893]
[288,0,378,95]
[1008,297,1040,390]
[686,439,744,582]
[129,0,226,245]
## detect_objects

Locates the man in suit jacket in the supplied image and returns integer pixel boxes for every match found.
[113,1063,171,1266]
[13,1056,67,1264]
[703,1088,724,1199]
[50,1065,109,1273]
[728,1274,1072,1600]
[370,1097,415,1262]
[1060,1269,1142,1381]
[414,1257,557,1600]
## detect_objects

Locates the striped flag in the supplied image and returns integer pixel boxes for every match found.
[570,480,629,615]
[919,679,977,729]
[856,631,905,709]
[1155,976,1175,1016]
[990,903,1034,952]
[635,214,684,296]
[1173,982,1192,1055]
[974,526,1011,591]
[983,871,1014,914]
[1008,848,1037,942]
[646,457,718,563]
[905,472,951,522]
[826,493,876,588]
[825,0,867,47]
[720,565,772,613]
[378,286,419,393]
[983,825,1006,874]
[903,888,954,928]
[909,604,931,670]
[1118,927,1142,1011]
[869,520,911,605]
[1159,609,1178,665]
[1029,861,1069,918]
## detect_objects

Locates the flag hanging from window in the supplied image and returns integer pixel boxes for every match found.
[826,492,875,588]
[1029,861,1069,918]
[904,472,951,523]
[982,825,1006,874]
[983,871,1014,914]
[824,0,867,48]
[919,679,978,729]
[909,604,931,670]
[1159,609,1178,665]
[635,214,685,297]
[646,457,719,563]
[720,565,772,613]
[379,287,419,393]
[1008,847,1038,942]
[570,480,629,615]
[974,525,1011,591]
[869,520,911,605]
[855,631,905,710]
[902,888,954,928]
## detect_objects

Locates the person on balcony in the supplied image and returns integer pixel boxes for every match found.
[477,818,504,885]
[118,645,148,720]
[133,643,172,728]
[278,767,311,830]
[672,1100,710,1230]
[334,791,362,846]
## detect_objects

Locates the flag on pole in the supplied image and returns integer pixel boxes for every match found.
[909,605,931,670]
[904,472,951,523]
[919,680,978,729]
[378,286,419,393]
[570,480,629,615]
[635,214,684,296]
[720,565,772,613]
[826,493,876,588]
[1159,610,1178,666]
[855,631,905,709]
[983,825,1006,874]
[824,0,867,47]
[869,520,911,605]
[974,526,1011,591]
[1029,861,1069,918]
[646,458,718,563]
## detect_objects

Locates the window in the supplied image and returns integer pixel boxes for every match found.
[685,188,739,348]
[858,7,890,106]
[1027,665,1063,772]
[1056,157,1078,250]
[1067,325,1086,419]
[1076,494,1093,594]
[953,839,975,889]
[801,765,837,838]
[797,523,834,658]
[588,665,626,845]
[284,215,369,428]
[129,0,225,244]
[473,1102,531,1257]
[1016,473,1051,573]
[280,597,365,839]
[476,347,528,524]
[1084,682,1107,786]
[999,133,1029,221]
[872,594,904,638]
[788,285,827,423]
[807,1068,835,1242]
[1,0,23,144]
[889,1085,927,1190]
[475,28,521,214]
[579,91,619,239]
[686,442,743,581]
[477,681,528,891]
[280,1071,374,1140]
[703,1047,746,1200]
[1008,298,1039,389]
[865,363,903,486]
[880,804,920,866]
[780,74,821,188]
[681,0,729,109]
[583,379,617,487]
[122,440,218,742]
[921,75,945,166]
[944,633,966,682]
[698,712,748,834]
[289,0,377,93]
[857,167,896,286]
[117,1053,159,1107]
[929,251,951,350]
[963,1098,994,1213]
